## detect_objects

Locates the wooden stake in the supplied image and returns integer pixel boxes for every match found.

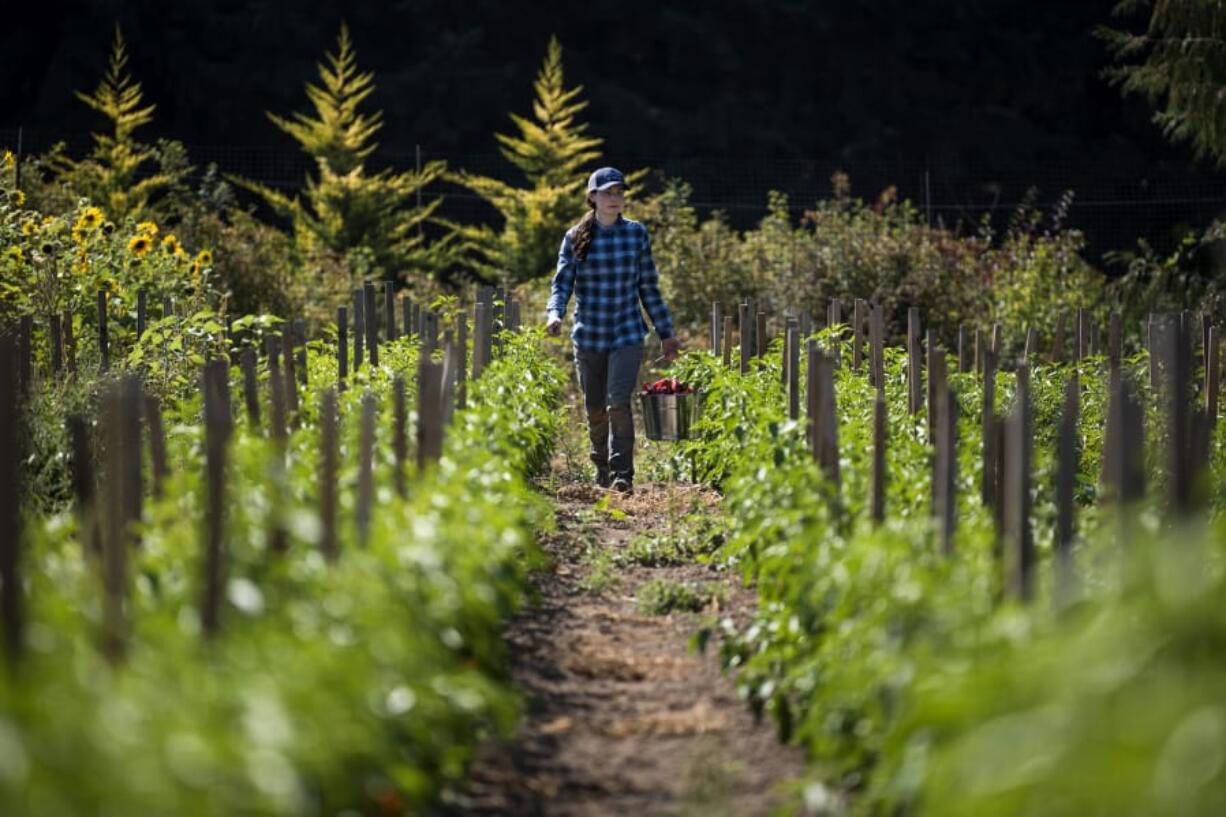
[364,283,379,368]
[722,316,732,368]
[457,312,469,410]
[0,335,22,663]
[958,325,970,373]
[239,348,260,429]
[711,301,722,355]
[267,336,287,442]
[982,349,997,508]
[1004,363,1034,602]
[1055,374,1079,608]
[853,298,866,373]
[739,302,750,373]
[201,361,231,636]
[417,361,445,469]
[786,320,800,420]
[385,281,397,341]
[393,376,407,498]
[356,392,376,547]
[97,289,109,372]
[337,305,348,391]
[907,307,922,415]
[319,388,339,562]
[145,393,167,499]
[353,289,365,371]
[281,330,300,429]
[871,390,886,525]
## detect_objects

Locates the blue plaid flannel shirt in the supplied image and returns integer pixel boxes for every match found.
[547,215,675,352]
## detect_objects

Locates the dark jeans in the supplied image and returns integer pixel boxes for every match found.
[574,344,643,482]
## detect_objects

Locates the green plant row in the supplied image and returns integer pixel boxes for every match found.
[666,334,1226,816]
[0,329,566,816]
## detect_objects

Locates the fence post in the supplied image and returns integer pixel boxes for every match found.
[958,325,970,373]
[67,415,97,556]
[319,388,339,562]
[1003,363,1033,602]
[926,329,938,442]
[457,312,469,410]
[1076,308,1087,361]
[402,297,413,341]
[0,335,22,663]
[201,360,231,637]
[755,310,768,361]
[1163,317,1192,515]
[806,339,818,454]
[240,348,260,429]
[293,318,308,386]
[710,301,722,355]
[99,379,136,658]
[974,328,985,374]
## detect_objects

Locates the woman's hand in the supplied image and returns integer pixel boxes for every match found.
[661,336,683,362]
[546,316,563,336]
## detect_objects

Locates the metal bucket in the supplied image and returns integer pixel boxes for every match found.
[639,392,701,441]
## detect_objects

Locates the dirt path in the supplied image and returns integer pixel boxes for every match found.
[446,478,806,816]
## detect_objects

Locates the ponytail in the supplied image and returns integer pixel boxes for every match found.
[570,205,598,261]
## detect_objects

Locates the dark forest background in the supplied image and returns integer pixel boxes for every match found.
[3,0,1222,258]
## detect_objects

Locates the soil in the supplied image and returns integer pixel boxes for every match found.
[444,480,807,816]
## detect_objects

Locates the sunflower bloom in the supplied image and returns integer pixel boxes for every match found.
[6,246,22,264]
[136,221,159,237]
[196,249,214,267]
[20,220,36,237]
[77,207,104,230]
[128,235,153,257]
[11,191,24,207]
[71,226,89,244]
[161,234,181,254]
[1,151,12,169]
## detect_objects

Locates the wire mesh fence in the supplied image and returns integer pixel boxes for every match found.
[4,126,1224,262]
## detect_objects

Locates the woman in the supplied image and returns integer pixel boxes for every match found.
[546,167,682,493]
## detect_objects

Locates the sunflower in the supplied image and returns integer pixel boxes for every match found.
[196,249,214,267]
[161,234,181,254]
[76,207,104,231]
[128,235,153,257]
[71,225,90,244]
[1,151,12,170]
[5,246,22,264]
[10,190,24,207]
[20,220,36,237]
[136,221,159,237]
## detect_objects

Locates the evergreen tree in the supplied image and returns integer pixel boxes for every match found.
[235,24,452,284]
[1100,0,1226,166]
[45,26,190,221]
[451,36,631,285]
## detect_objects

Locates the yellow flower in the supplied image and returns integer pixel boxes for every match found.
[190,260,202,278]
[77,207,104,230]
[71,225,89,244]
[20,220,36,237]
[1,151,12,169]
[196,249,214,267]
[128,235,153,257]
[161,234,181,254]
[5,246,22,264]
[173,245,188,261]
[11,191,24,207]
[136,221,159,237]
